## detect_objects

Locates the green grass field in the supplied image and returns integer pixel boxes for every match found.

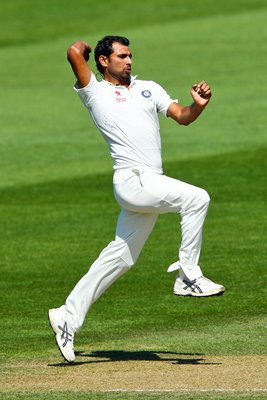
[1,1,267,399]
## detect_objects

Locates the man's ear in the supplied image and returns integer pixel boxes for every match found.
[99,55,109,69]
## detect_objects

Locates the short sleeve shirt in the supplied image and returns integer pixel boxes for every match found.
[74,74,175,172]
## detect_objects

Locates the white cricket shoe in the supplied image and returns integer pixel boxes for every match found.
[48,306,75,363]
[173,275,225,297]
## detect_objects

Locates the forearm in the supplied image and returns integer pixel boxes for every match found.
[67,41,92,88]
[176,102,206,126]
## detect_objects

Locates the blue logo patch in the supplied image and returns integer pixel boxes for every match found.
[141,90,152,98]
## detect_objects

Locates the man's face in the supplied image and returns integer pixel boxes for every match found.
[103,42,132,85]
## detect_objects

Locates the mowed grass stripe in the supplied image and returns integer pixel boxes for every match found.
[1,0,267,47]
[0,391,266,400]
[1,8,267,189]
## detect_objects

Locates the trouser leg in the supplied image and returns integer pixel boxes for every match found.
[178,188,210,280]
[139,171,210,280]
[65,209,157,332]
[115,169,210,281]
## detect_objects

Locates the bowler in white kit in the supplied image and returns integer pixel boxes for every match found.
[49,35,225,363]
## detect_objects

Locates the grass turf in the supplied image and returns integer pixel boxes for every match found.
[1,0,267,399]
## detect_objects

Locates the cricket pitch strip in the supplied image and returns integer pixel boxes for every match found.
[1,352,267,395]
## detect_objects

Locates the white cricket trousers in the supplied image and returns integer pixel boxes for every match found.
[65,167,210,332]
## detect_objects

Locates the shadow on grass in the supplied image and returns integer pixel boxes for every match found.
[48,350,222,367]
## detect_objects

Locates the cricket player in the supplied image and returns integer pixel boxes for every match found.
[49,35,225,363]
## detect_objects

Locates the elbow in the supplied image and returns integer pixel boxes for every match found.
[169,115,189,126]
[67,45,80,64]
[67,47,73,63]
[67,46,75,63]
[177,119,191,126]
[171,114,191,126]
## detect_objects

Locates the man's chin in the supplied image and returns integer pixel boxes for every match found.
[121,74,131,85]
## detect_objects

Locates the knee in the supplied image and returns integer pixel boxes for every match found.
[189,188,210,212]
[199,188,210,206]
[120,254,137,269]
[119,242,143,268]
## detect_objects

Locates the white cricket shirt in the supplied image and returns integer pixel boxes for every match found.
[74,74,175,173]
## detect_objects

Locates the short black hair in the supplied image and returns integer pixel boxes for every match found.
[94,35,130,74]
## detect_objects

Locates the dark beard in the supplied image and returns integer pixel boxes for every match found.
[119,74,131,86]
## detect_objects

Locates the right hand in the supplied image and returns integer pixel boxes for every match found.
[70,41,92,62]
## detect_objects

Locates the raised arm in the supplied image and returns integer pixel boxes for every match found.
[67,41,92,88]
[167,81,212,126]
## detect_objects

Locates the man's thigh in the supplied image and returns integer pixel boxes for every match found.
[140,170,207,214]
[114,168,207,214]
[115,208,158,265]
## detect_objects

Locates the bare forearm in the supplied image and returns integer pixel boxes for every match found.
[67,41,92,88]
[175,102,206,126]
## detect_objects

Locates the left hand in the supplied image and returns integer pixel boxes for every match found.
[191,81,212,106]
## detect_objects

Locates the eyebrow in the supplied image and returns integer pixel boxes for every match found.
[117,52,132,58]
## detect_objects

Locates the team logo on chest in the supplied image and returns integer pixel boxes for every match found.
[114,90,126,103]
[141,90,152,98]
